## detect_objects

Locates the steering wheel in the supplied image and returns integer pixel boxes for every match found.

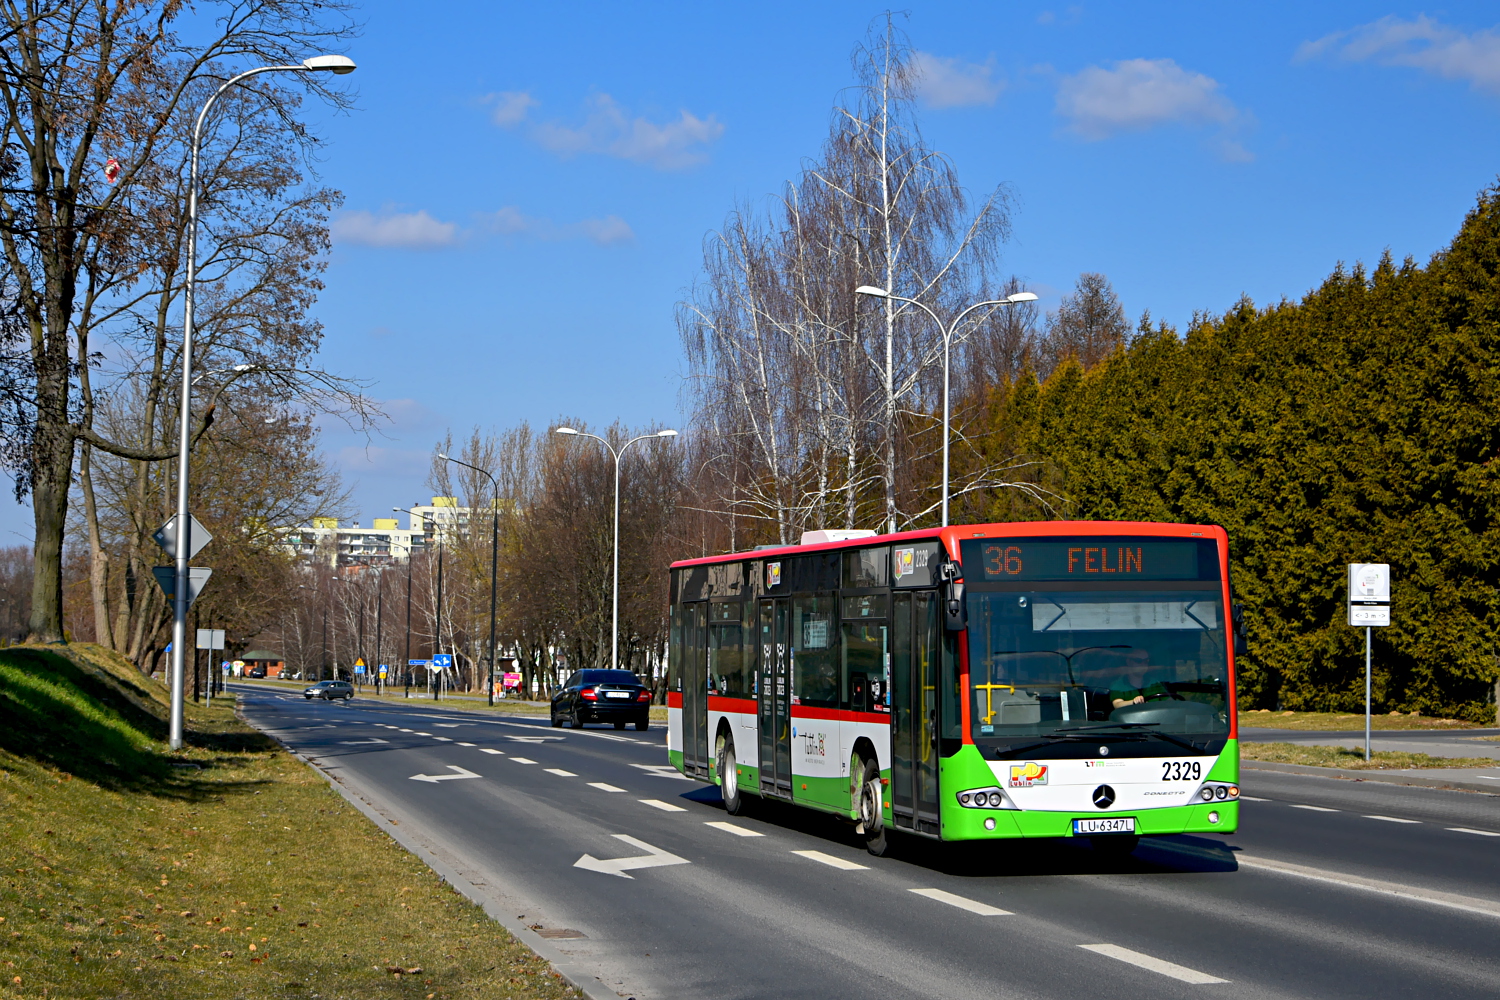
[1143,689,1184,702]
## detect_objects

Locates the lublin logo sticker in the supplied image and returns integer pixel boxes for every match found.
[1008,761,1048,788]
[766,562,781,588]
[894,547,914,580]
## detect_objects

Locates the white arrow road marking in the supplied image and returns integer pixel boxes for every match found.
[630,764,691,781]
[573,835,690,879]
[408,765,482,784]
[909,888,1011,916]
[791,850,868,871]
[1078,944,1227,984]
[338,738,390,745]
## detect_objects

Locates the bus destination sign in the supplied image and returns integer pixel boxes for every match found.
[962,539,1212,582]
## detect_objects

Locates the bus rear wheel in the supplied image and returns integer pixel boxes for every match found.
[719,744,744,815]
[857,758,888,856]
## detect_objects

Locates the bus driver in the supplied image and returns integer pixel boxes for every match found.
[1109,648,1169,709]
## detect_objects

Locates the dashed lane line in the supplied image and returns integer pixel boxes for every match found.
[457,742,476,747]
[1363,815,1420,824]
[480,748,505,755]
[1239,796,1270,802]
[433,737,453,742]
[792,850,869,871]
[1233,854,1500,919]
[545,768,579,777]
[589,783,626,793]
[640,799,686,813]
[704,821,764,838]
[510,757,537,765]
[909,888,1011,916]
[1078,944,1227,985]
[1288,804,1338,812]
[1447,827,1500,837]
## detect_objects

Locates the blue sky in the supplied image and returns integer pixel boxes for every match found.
[10,2,1500,543]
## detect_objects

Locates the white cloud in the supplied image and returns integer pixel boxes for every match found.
[1298,15,1500,94]
[530,93,724,170]
[1056,58,1238,140]
[912,51,1004,108]
[484,206,634,246]
[332,209,458,249]
[486,90,538,127]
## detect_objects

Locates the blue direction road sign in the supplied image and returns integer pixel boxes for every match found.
[432,653,453,668]
[407,659,430,666]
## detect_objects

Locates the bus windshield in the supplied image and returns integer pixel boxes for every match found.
[965,588,1230,743]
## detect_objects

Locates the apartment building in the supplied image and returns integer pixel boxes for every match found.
[281,497,474,567]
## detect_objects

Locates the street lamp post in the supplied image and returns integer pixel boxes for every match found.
[553,427,678,670]
[167,53,356,750]
[438,454,501,706]
[855,286,1037,529]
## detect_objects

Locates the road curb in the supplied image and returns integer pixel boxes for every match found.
[234,696,630,1000]
[1243,759,1500,794]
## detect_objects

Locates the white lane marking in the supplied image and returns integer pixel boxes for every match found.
[1447,827,1500,837]
[792,850,869,871]
[1288,804,1339,812]
[338,738,389,745]
[510,757,537,764]
[412,732,433,736]
[705,821,764,838]
[589,782,626,793]
[1363,815,1421,824]
[909,888,1011,916]
[1234,854,1500,919]
[433,737,453,742]
[1239,796,1270,802]
[574,834,690,879]
[457,742,476,747]
[545,768,578,777]
[639,799,686,812]
[434,723,471,728]
[630,763,691,780]
[1478,776,1500,781]
[1078,944,1227,985]
[505,735,565,743]
[399,728,413,732]
[408,765,482,784]
[480,748,505,755]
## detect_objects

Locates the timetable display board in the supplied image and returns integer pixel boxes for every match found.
[960,538,1218,582]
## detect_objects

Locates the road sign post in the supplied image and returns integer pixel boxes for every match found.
[1348,563,1392,761]
[154,513,214,751]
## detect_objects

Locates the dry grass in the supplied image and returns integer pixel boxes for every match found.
[1238,710,1480,731]
[1242,741,1495,770]
[0,644,575,1000]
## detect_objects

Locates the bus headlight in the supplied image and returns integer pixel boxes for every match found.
[956,787,1017,810]
[1196,782,1238,802]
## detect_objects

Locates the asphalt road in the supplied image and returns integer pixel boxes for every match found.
[235,685,1500,1000]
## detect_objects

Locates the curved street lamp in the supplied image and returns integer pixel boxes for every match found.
[855,285,1037,529]
[554,427,678,671]
[168,54,356,749]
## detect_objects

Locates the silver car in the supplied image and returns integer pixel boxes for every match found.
[304,680,353,701]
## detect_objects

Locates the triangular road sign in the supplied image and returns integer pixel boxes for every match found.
[152,566,213,607]
[154,514,213,561]
[354,657,366,667]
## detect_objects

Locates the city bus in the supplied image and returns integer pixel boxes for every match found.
[666,521,1242,855]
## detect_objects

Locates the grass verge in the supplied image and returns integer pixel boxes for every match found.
[0,643,575,1000]
[1242,741,1496,770]
[1238,710,1479,731]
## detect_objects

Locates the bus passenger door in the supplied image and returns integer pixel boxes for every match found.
[758,598,792,798]
[683,603,710,777]
[891,591,940,834]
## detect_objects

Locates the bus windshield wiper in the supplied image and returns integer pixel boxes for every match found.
[1050,722,1203,753]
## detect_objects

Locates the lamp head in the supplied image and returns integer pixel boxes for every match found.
[855,285,889,297]
[657,429,679,438]
[555,427,579,436]
[302,54,357,75]
[437,452,450,461]
[1006,292,1039,304]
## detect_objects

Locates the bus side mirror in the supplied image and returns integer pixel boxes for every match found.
[940,561,967,631]
[1232,603,1247,657]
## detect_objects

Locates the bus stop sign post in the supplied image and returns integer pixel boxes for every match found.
[1348,564,1392,761]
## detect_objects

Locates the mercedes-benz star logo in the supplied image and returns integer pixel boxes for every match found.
[1092,784,1116,809]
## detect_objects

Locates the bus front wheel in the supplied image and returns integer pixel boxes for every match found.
[858,758,888,856]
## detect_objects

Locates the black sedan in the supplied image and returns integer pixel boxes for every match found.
[551,669,652,730]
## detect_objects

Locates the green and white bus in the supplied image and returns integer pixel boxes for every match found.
[667,521,1242,855]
